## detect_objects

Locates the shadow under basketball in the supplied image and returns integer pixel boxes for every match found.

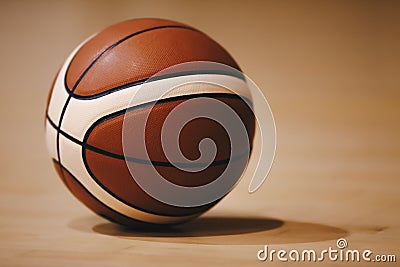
[95,216,284,237]
[68,215,348,245]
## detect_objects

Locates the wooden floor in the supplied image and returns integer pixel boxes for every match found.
[0,1,399,266]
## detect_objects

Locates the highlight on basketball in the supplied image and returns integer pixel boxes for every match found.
[44,18,276,226]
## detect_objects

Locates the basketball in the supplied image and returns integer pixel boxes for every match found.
[45,18,255,226]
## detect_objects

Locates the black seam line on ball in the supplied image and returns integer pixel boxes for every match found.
[81,144,218,218]
[56,25,199,185]
[52,159,181,223]
[64,25,200,94]
[81,92,252,166]
[47,114,249,168]
[48,93,252,167]
[68,70,246,100]
[47,115,83,145]
[84,92,253,130]
[85,145,248,167]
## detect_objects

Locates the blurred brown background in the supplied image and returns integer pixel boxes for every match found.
[0,1,399,266]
